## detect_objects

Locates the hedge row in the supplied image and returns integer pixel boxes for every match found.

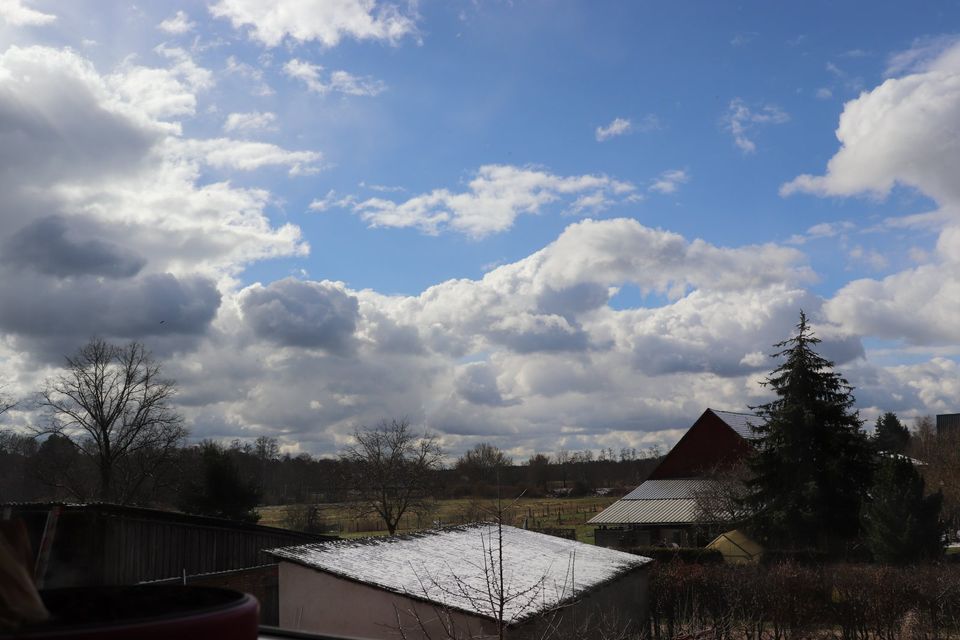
[619,546,724,564]
[648,561,960,640]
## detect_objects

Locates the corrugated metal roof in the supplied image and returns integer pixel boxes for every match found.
[712,409,762,440]
[268,523,650,624]
[588,499,700,525]
[622,478,714,500]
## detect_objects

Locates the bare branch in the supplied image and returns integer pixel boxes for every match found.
[34,339,186,503]
[341,418,443,535]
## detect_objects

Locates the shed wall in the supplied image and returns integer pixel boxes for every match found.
[278,561,649,640]
[278,561,501,639]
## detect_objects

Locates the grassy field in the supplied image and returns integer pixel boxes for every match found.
[259,495,619,544]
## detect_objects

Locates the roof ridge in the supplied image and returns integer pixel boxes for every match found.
[710,408,759,417]
[278,521,498,551]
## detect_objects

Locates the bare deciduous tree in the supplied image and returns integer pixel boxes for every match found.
[35,339,186,504]
[0,381,18,426]
[341,418,443,535]
[394,505,639,640]
[910,415,960,539]
[394,491,561,640]
[691,461,752,537]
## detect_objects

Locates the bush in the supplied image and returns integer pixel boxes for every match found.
[647,561,960,640]
[761,548,832,566]
[620,546,724,564]
[282,504,327,533]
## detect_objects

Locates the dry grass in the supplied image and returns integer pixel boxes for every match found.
[258,495,617,543]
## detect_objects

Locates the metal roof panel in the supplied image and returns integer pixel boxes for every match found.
[621,479,714,500]
[587,499,701,525]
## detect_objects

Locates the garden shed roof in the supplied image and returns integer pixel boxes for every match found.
[267,522,650,624]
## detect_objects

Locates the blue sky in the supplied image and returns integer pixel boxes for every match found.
[1,0,959,457]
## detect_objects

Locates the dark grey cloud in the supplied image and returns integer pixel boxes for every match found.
[364,313,425,355]
[816,334,866,367]
[455,363,517,407]
[536,282,610,317]
[240,277,359,353]
[227,348,437,437]
[0,54,156,190]
[631,336,749,377]
[2,215,145,278]
[0,271,220,340]
[487,314,590,353]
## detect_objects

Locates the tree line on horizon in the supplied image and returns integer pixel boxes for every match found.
[0,340,659,523]
[0,321,957,562]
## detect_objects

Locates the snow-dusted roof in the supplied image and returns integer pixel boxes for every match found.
[268,523,649,624]
[621,478,713,500]
[588,498,701,525]
[712,409,762,440]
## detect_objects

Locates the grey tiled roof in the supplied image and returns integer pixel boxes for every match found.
[711,409,762,440]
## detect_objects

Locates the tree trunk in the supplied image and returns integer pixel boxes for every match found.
[99,462,112,502]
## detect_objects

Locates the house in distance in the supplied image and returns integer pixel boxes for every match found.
[268,522,651,639]
[590,408,759,548]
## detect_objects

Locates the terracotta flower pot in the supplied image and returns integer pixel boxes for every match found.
[14,585,259,639]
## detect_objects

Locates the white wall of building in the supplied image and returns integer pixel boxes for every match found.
[277,560,649,640]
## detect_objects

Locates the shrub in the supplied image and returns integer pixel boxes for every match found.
[647,561,960,640]
[620,546,724,564]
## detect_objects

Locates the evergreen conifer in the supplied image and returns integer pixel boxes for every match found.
[744,312,873,552]
[862,455,943,563]
[872,411,911,454]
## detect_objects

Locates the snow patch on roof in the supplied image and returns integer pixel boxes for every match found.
[268,523,649,624]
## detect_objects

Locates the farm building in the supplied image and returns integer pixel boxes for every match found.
[591,408,759,548]
[1,502,333,624]
[268,522,651,639]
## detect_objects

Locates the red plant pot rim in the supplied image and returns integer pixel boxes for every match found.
[17,585,260,640]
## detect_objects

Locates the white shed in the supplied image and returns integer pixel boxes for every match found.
[268,522,651,639]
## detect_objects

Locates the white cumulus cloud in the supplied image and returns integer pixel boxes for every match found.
[171,138,323,175]
[350,165,636,238]
[784,40,960,351]
[595,117,632,141]
[0,44,310,361]
[649,169,689,194]
[158,10,195,34]
[723,98,789,154]
[223,111,277,133]
[210,0,418,48]
[284,59,385,96]
[0,0,54,26]
[782,41,960,205]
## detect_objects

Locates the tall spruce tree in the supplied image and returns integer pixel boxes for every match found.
[861,455,943,563]
[872,411,911,454]
[744,312,873,552]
